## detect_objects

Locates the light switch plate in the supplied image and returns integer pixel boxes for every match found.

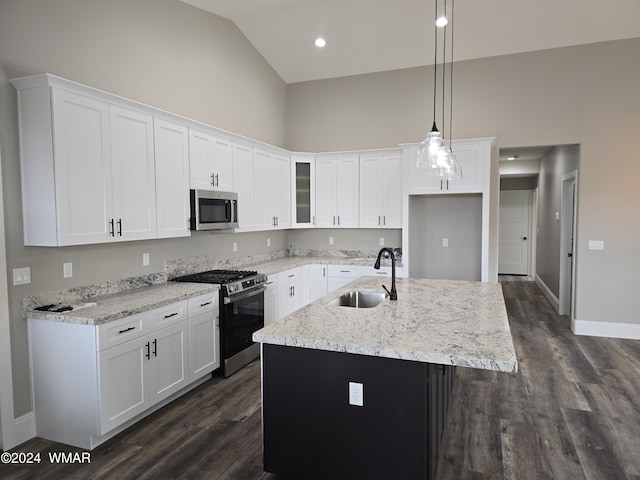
[442,238,449,247]
[329,236,334,245]
[233,242,238,252]
[142,253,150,266]
[63,262,73,278]
[379,237,385,246]
[13,267,31,286]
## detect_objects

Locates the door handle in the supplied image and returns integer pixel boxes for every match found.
[520,237,528,240]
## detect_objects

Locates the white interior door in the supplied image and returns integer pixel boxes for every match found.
[499,191,531,275]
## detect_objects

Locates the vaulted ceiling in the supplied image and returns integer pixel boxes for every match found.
[180,0,640,84]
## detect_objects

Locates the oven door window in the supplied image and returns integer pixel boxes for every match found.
[223,291,264,358]
[199,198,231,225]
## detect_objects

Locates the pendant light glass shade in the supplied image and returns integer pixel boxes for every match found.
[417,122,446,170]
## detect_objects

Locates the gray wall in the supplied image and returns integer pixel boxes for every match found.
[536,145,580,296]
[287,39,640,331]
[0,0,290,416]
[408,195,483,281]
[500,177,538,191]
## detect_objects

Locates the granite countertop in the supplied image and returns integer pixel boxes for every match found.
[253,276,518,373]
[249,256,399,276]
[26,282,218,326]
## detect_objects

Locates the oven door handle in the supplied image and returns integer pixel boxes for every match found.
[223,286,266,304]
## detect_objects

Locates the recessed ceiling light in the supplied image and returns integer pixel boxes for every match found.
[315,37,326,48]
[507,155,520,161]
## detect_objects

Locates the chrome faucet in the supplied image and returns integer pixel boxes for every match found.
[374,247,397,301]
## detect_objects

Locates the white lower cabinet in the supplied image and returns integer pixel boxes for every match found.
[309,264,328,303]
[188,293,220,382]
[277,267,304,320]
[28,294,219,450]
[327,265,363,292]
[264,274,278,326]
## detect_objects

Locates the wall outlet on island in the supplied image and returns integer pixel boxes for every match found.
[142,253,150,266]
[329,236,334,245]
[349,382,364,407]
[379,237,385,246]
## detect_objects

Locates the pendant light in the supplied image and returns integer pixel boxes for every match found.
[417,0,461,180]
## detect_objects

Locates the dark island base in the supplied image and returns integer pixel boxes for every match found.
[261,344,455,480]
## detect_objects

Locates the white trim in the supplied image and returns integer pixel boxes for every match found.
[535,274,559,313]
[0,144,22,449]
[530,188,538,279]
[572,319,640,340]
[559,170,578,317]
[11,413,36,447]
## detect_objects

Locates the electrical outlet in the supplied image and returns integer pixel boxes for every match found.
[329,236,334,245]
[442,238,449,247]
[13,267,31,286]
[267,238,271,247]
[142,253,150,266]
[233,242,238,252]
[588,240,604,250]
[63,262,73,278]
[379,237,385,246]
[349,382,364,407]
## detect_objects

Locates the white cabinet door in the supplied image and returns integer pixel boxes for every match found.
[382,151,403,228]
[277,278,304,319]
[314,155,337,228]
[253,148,273,230]
[232,142,254,231]
[109,105,157,241]
[291,154,315,228]
[154,118,190,238]
[189,128,233,191]
[272,153,291,229]
[189,312,219,381]
[336,154,359,228]
[148,322,189,404]
[359,153,383,228]
[253,149,291,230]
[309,264,328,303]
[98,336,149,434]
[52,89,113,245]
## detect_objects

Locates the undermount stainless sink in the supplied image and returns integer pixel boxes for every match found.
[328,290,386,308]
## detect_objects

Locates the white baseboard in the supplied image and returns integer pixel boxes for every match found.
[535,274,559,313]
[10,412,36,449]
[572,318,640,340]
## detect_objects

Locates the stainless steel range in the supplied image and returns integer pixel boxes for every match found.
[173,269,267,377]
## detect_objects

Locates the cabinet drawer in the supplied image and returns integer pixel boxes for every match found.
[97,312,149,351]
[148,300,188,332]
[278,267,304,286]
[188,292,218,317]
[360,266,391,277]
[327,265,362,278]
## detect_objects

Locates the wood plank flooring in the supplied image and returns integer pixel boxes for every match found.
[2,279,639,479]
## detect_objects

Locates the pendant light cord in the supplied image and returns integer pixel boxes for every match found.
[441,0,447,140]
[432,0,438,130]
[449,0,455,151]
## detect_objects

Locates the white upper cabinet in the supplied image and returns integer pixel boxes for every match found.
[51,89,113,245]
[315,153,359,228]
[407,140,485,194]
[188,128,233,192]
[11,75,158,246]
[359,150,402,229]
[291,154,316,228]
[253,147,291,231]
[232,142,255,232]
[154,118,190,238]
[109,105,157,241]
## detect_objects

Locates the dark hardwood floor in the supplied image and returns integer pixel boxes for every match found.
[2,280,639,479]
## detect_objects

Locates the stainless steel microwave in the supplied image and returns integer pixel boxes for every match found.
[190,189,238,231]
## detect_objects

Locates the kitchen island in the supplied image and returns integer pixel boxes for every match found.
[253,276,517,480]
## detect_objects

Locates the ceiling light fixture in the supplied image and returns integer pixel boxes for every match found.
[436,15,448,27]
[417,0,461,179]
[315,37,326,48]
